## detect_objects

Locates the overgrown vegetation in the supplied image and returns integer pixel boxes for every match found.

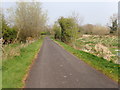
[2,39,43,88]
[53,13,118,64]
[55,40,119,82]
[75,35,119,64]
[2,1,48,44]
[53,12,119,82]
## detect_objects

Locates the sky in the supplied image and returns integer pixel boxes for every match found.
[2,0,118,26]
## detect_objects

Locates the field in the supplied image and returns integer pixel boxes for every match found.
[2,39,43,88]
[75,35,119,64]
[54,38,119,82]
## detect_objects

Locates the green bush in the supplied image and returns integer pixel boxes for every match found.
[2,26,17,44]
[58,17,78,43]
[2,28,17,44]
[53,22,61,40]
[2,15,17,44]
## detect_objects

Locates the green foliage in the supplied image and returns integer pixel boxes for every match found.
[58,17,78,43]
[41,31,51,35]
[2,39,43,88]
[3,27,17,44]
[2,15,17,44]
[46,31,51,35]
[55,39,119,82]
[53,22,61,40]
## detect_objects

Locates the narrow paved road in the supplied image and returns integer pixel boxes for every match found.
[25,37,118,88]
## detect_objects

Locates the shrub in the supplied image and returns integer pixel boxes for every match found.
[2,27,17,44]
[53,22,61,40]
[58,17,78,43]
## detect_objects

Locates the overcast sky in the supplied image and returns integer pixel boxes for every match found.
[2,1,118,26]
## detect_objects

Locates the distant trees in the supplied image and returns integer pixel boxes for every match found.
[76,14,118,36]
[92,25,110,35]
[53,13,118,44]
[82,24,110,35]
[82,24,93,34]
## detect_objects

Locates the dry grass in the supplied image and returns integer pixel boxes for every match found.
[76,35,119,64]
[2,42,34,60]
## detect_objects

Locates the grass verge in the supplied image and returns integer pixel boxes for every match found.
[54,39,120,83]
[2,39,43,88]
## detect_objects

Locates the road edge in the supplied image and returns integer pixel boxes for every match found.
[52,39,119,86]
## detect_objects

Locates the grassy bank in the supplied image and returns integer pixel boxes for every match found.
[2,39,43,88]
[54,40,119,82]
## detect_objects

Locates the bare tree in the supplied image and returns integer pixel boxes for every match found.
[71,11,84,26]
[8,1,47,42]
[110,14,118,24]
[69,12,84,48]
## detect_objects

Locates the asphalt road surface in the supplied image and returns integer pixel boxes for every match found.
[25,37,118,88]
